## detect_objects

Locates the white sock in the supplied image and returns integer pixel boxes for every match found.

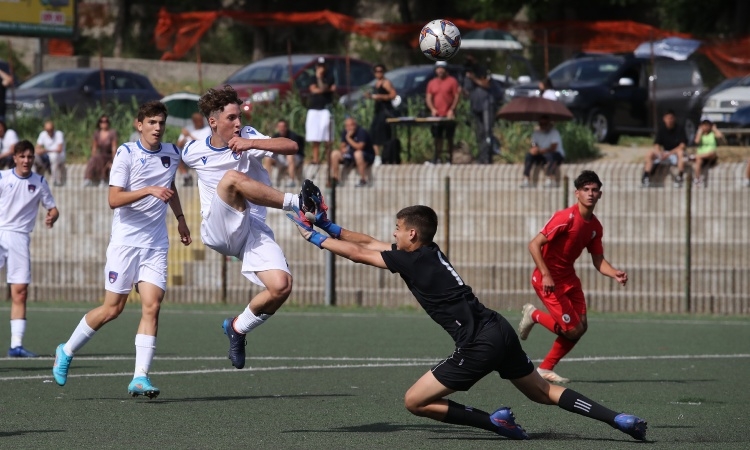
[282,192,296,211]
[10,319,25,349]
[63,316,97,357]
[134,334,156,378]
[233,306,271,334]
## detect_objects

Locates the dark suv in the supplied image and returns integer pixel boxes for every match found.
[504,53,706,143]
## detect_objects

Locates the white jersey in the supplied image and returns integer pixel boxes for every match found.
[182,126,273,221]
[0,169,56,233]
[108,140,181,249]
[36,129,66,157]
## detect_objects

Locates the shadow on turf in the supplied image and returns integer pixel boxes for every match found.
[0,430,64,437]
[575,378,717,384]
[77,393,353,403]
[285,422,458,435]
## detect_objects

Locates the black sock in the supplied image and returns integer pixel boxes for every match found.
[444,400,497,432]
[558,389,618,426]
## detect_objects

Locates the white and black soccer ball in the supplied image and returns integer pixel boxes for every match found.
[419,19,461,61]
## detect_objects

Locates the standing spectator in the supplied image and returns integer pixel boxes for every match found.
[330,117,375,187]
[0,120,19,169]
[365,64,397,165]
[0,140,59,357]
[464,55,498,164]
[692,119,722,186]
[35,120,66,187]
[518,171,628,384]
[0,67,12,122]
[520,116,564,188]
[305,57,336,164]
[642,110,686,187]
[84,115,118,187]
[263,119,306,188]
[426,61,460,164]
[176,112,211,186]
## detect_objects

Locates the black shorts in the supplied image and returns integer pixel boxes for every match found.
[431,313,535,391]
[430,122,456,140]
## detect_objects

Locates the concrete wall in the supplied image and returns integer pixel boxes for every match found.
[8,161,750,315]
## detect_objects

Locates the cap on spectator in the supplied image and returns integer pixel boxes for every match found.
[317,57,326,65]
[435,61,448,67]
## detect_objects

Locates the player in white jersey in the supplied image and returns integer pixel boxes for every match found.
[182,85,320,370]
[52,101,192,398]
[0,140,59,358]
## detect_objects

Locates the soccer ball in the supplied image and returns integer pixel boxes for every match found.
[419,19,461,61]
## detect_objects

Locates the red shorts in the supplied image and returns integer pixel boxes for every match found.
[531,272,586,332]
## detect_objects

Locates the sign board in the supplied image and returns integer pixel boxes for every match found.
[0,0,76,38]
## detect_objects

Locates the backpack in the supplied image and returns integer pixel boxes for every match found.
[381,138,402,165]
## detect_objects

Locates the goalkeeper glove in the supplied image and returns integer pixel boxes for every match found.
[286,209,327,249]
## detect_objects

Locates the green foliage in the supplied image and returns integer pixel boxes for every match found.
[0,41,31,82]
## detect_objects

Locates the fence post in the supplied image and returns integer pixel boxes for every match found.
[325,184,336,306]
[685,172,692,313]
[444,176,450,259]
[562,175,569,209]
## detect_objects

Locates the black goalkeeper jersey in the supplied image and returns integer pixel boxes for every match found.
[381,242,496,347]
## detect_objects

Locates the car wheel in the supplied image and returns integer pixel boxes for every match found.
[683,117,697,143]
[588,109,611,143]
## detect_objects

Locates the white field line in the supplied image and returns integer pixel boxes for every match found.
[1,353,748,382]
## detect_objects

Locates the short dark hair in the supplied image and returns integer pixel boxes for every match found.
[0,120,6,132]
[137,101,168,122]
[14,140,34,155]
[277,119,288,126]
[396,205,438,243]
[374,63,386,72]
[199,85,242,119]
[574,170,602,190]
[664,109,676,117]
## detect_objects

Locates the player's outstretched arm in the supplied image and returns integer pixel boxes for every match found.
[228,136,298,155]
[591,254,628,286]
[338,228,391,252]
[108,185,174,209]
[167,181,192,246]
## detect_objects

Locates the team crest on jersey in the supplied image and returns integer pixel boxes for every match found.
[232,152,240,160]
[161,156,171,168]
[140,157,146,165]
[108,271,118,283]
[28,184,36,193]
[200,156,208,165]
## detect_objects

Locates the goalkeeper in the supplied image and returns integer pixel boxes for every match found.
[287,199,647,441]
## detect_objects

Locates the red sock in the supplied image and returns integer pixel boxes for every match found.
[532,309,558,333]
[540,336,577,370]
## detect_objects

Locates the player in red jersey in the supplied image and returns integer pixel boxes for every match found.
[518,170,628,383]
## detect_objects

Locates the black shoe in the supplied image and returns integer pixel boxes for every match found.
[222,317,246,369]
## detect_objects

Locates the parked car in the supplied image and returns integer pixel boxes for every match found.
[504,53,706,143]
[719,104,750,145]
[701,75,750,126]
[5,68,161,118]
[222,54,374,112]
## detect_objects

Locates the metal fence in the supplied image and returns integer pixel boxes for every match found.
[5,161,749,315]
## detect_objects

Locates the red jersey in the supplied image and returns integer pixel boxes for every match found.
[535,204,604,282]
[426,75,459,117]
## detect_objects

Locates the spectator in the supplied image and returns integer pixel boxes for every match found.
[83,115,118,187]
[0,120,19,169]
[521,115,565,188]
[539,77,558,101]
[745,159,750,187]
[692,119,722,186]
[330,117,375,187]
[365,63,397,165]
[176,112,210,186]
[0,67,12,122]
[463,55,498,164]
[35,120,66,187]
[426,61,460,164]
[262,119,306,188]
[642,110,686,187]
[128,117,140,143]
[305,57,336,164]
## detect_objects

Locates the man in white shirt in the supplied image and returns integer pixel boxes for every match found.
[0,140,59,357]
[52,101,192,399]
[35,120,66,187]
[176,112,211,187]
[521,115,565,188]
[182,85,319,370]
[0,120,19,169]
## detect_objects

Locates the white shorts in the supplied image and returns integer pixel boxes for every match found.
[104,244,168,294]
[200,195,290,287]
[0,231,31,284]
[305,109,334,142]
[655,154,678,166]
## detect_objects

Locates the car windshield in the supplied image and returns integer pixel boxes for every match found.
[549,58,623,84]
[226,62,307,84]
[19,71,88,89]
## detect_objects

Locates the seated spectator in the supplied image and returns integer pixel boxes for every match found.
[176,112,210,186]
[692,119,722,186]
[84,115,117,187]
[35,120,66,187]
[330,117,375,187]
[0,120,19,169]
[520,115,564,188]
[262,119,305,188]
[642,110,686,187]
[539,77,558,101]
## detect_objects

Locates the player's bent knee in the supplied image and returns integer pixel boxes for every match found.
[403,391,427,416]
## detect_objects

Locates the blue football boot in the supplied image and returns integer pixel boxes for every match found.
[8,346,37,358]
[614,413,648,441]
[52,343,73,386]
[128,376,160,399]
[490,407,529,440]
[222,317,246,369]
